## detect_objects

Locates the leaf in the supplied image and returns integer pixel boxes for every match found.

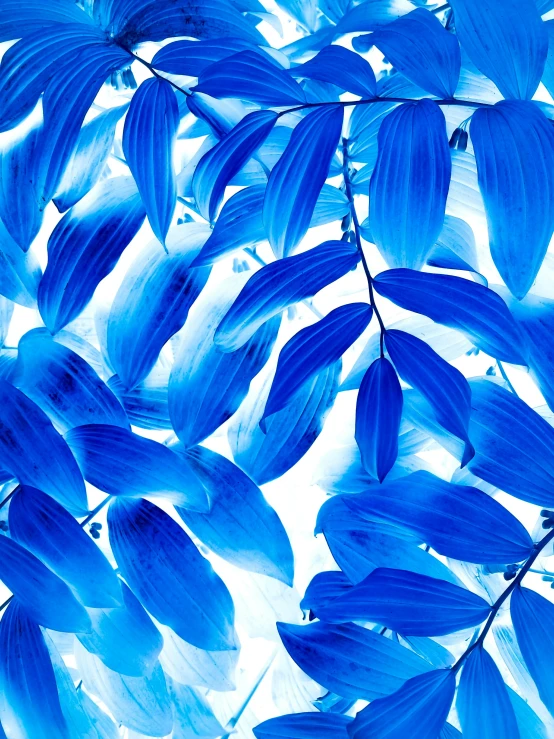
[169,678,226,739]
[348,669,456,739]
[0,217,42,308]
[264,303,372,420]
[0,0,93,42]
[278,621,432,701]
[254,712,352,739]
[0,379,87,515]
[0,534,91,633]
[471,100,554,299]
[38,177,146,334]
[355,356,403,482]
[193,110,278,221]
[448,0,547,99]
[317,568,491,635]
[107,497,236,650]
[385,329,474,465]
[9,484,122,609]
[214,240,359,351]
[79,692,120,739]
[426,215,480,275]
[175,445,294,585]
[468,378,554,506]
[106,223,211,389]
[194,50,306,104]
[108,368,171,431]
[65,424,208,510]
[263,105,344,258]
[336,0,415,34]
[369,8,461,97]
[369,100,451,269]
[344,470,534,564]
[291,45,377,97]
[14,328,128,433]
[152,37,260,76]
[458,646,520,739]
[300,571,352,616]
[373,268,526,364]
[0,602,69,739]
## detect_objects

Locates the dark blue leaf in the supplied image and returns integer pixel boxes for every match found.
[194,50,306,104]
[108,497,236,650]
[106,223,211,389]
[449,0,547,99]
[300,571,352,616]
[344,470,534,564]
[38,177,146,333]
[317,568,491,635]
[0,217,41,307]
[264,105,344,258]
[349,669,456,739]
[108,368,171,430]
[9,484,123,608]
[0,0,93,42]
[214,240,359,351]
[254,712,352,739]
[65,424,208,510]
[277,621,432,701]
[263,303,372,420]
[152,37,260,76]
[426,215,480,275]
[385,329,474,465]
[14,329,128,433]
[176,445,294,585]
[373,269,526,364]
[123,78,179,245]
[355,356,403,482]
[0,379,87,515]
[0,534,91,632]
[290,45,377,97]
[193,110,278,221]
[471,100,554,298]
[336,0,415,34]
[369,100,451,269]
[458,646,520,739]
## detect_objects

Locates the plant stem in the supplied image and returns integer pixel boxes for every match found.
[342,139,386,357]
[79,496,113,528]
[0,488,16,511]
[125,49,192,97]
[222,648,277,736]
[279,96,489,118]
[497,360,519,397]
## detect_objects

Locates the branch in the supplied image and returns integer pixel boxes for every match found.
[124,49,192,97]
[279,96,489,118]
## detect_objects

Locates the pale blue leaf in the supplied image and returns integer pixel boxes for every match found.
[310,184,350,227]
[38,177,146,334]
[65,424,208,510]
[0,0,93,42]
[152,37,260,76]
[176,445,294,585]
[254,712,352,738]
[214,240,359,351]
[426,215,480,274]
[542,20,554,98]
[108,368,171,431]
[0,299,13,348]
[0,217,42,307]
[79,692,119,739]
[300,571,352,616]
[169,678,226,739]
[263,105,344,258]
[290,45,377,97]
[186,92,247,139]
[369,100,451,269]
[471,100,554,299]
[335,0,415,34]
[107,497,236,650]
[277,621,432,701]
[449,0,547,99]
[507,686,549,739]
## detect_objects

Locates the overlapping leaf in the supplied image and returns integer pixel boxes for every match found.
[290,45,377,97]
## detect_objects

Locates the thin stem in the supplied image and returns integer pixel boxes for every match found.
[125,49,191,97]
[278,96,489,118]
[342,139,386,356]
[79,496,113,528]
[497,360,519,398]
[431,3,450,13]
[452,527,554,671]
[223,648,277,735]
[0,595,12,613]
[0,488,16,511]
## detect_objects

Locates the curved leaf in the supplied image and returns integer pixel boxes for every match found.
[0,217,42,307]
[152,37,259,76]
[254,712,352,739]
[291,45,376,97]
[108,368,171,430]
[427,215,479,274]
[300,571,352,616]
[169,678,226,739]
[0,0,93,42]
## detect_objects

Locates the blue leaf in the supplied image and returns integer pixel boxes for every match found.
[0,534,91,633]
[0,0,93,42]
[107,497,236,650]
[168,678,226,739]
[77,581,163,677]
[468,378,554,506]
[264,303,372,420]
[458,646,520,739]
[194,50,306,104]
[277,621,432,701]
[264,105,344,258]
[229,361,341,485]
[507,685,549,739]
[317,568,491,635]
[348,669,456,739]
[106,223,211,389]
[369,100,451,269]
[426,215,480,275]
[79,692,120,739]
[0,602,69,739]
[193,110,278,221]
[310,184,350,227]
[214,240,359,351]
[336,0,415,34]
[108,368,171,431]
[123,78,179,245]
[175,445,294,585]
[9,484,122,609]
[470,100,554,298]
[38,177,146,333]
[385,329,474,465]
[254,712,352,739]
[355,356,403,482]
[14,329,128,433]
[369,9,461,97]
[344,470,534,564]
[373,269,526,364]
[0,217,42,308]
[0,379,87,515]
[290,45,377,97]
[542,20,554,99]
[449,0,547,99]
[65,424,208,510]
[300,571,352,616]
[152,37,260,76]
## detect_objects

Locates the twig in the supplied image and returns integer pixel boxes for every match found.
[278,96,489,118]
[497,360,519,398]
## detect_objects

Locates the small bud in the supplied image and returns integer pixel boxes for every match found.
[449,128,461,149]
[458,130,469,151]
[503,570,517,581]
[486,366,496,376]
[542,518,554,529]
[341,231,351,242]
[540,509,554,518]
[0,521,8,532]
[90,528,100,539]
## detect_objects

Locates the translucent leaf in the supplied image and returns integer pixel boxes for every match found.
[336,0,415,34]
[254,712,352,738]
[108,368,171,431]
[79,692,120,739]
[426,215,480,275]
[0,217,42,308]
[152,37,260,76]
[169,678,226,739]
[290,45,377,97]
